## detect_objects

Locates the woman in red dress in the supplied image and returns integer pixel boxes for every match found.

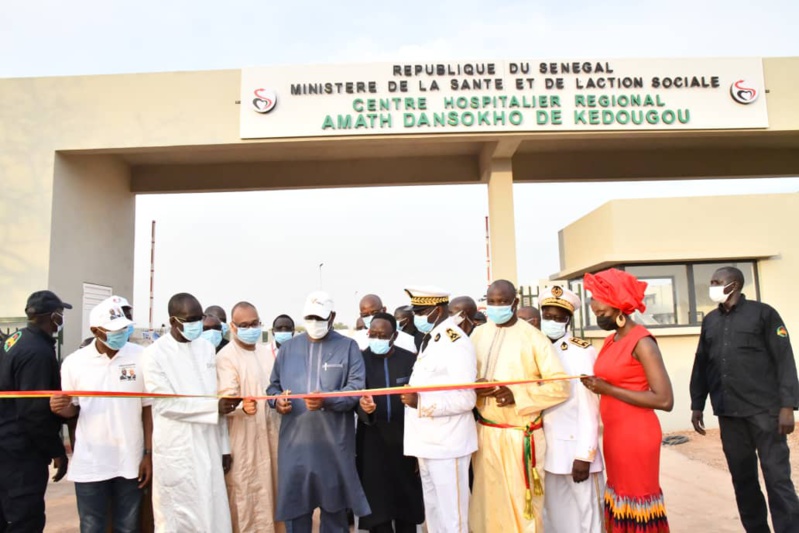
[581,268,674,533]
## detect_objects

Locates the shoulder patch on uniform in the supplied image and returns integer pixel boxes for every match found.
[560,341,569,350]
[434,333,441,342]
[3,331,21,352]
[446,328,461,342]
[777,326,788,338]
[569,337,591,349]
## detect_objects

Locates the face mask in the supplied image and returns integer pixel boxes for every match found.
[127,324,135,338]
[596,315,617,331]
[450,312,465,326]
[201,329,223,347]
[541,319,567,341]
[221,323,229,337]
[362,315,374,329]
[305,319,330,340]
[52,312,64,338]
[395,317,406,330]
[274,331,293,345]
[486,305,514,325]
[369,338,391,355]
[100,328,130,351]
[414,309,437,334]
[236,326,262,345]
[709,283,734,304]
[179,320,204,341]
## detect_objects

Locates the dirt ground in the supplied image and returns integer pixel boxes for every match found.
[42,426,799,532]
[665,426,799,481]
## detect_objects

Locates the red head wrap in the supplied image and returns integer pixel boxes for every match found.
[583,268,648,315]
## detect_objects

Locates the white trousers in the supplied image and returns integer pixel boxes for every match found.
[417,455,470,533]
[543,472,605,533]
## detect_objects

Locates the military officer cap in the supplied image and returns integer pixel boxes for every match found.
[404,286,450,311]
[539,285,581,314]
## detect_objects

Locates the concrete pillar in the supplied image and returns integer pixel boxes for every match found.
[49,154,135,352]
[485,158,518,284]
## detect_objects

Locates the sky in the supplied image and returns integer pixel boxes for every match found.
[3,0,799,327]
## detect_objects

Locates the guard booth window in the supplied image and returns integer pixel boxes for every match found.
[570,261,759,330]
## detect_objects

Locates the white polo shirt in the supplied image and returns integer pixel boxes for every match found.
[61,340,152,483]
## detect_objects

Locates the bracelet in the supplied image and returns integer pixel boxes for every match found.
[143,449,152,456]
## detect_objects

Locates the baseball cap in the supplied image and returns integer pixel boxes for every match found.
[303,291,334,320]
[25,290,73,315]
[90,297,133,332]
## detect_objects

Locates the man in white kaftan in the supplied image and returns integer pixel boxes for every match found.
[142,293,238,533]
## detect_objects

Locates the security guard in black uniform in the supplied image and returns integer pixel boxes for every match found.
[0,290,71,532]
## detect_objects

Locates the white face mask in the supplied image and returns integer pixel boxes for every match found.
[541,319,567,341]
[709,283,734,304]
[450,311,465,326]
[305,319,330,340]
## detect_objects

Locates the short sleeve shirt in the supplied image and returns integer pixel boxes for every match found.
[61,341,150,482]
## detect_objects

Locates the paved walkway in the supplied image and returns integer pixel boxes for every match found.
[43,448,754,532]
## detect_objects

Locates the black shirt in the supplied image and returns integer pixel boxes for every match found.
[0,325,66,460]
[690,295,799,417]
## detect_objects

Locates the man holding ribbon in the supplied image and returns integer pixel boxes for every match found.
[401,286,476,533]
[469,280,570,533]
[143,292,238,533]
[217,301,280,533]
[267,291,369,533]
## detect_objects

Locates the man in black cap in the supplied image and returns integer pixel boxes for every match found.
[0,290,71,532]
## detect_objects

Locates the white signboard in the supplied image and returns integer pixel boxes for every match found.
[240,58,768,139]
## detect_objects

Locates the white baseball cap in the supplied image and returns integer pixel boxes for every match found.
[303,291,334,320]
[90,297,134,331]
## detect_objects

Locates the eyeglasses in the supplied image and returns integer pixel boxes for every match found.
[234,321,262,329]
[172,315,205,323]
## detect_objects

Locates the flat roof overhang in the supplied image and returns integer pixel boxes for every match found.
[56,129,799,194]
[551,250,780,280]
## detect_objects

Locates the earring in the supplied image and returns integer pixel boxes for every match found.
[615,314,626,328]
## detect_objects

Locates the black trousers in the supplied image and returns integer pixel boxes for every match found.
[369,520,417,533]
[0,458,49,533]
[718,413,799,533]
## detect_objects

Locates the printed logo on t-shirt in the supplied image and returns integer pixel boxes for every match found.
[119,364,137,381]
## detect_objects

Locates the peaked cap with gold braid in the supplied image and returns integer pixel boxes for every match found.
[404,286,450,311]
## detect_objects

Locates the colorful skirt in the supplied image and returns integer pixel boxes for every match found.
[605,485,669,533]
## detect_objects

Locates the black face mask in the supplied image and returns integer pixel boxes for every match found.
[596,315,617,331]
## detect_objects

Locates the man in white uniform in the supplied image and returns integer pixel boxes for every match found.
[400,286,476,533]
[143,292,240,533]
[540,286,604,533]
[50,296,152,533]
[217,301,281,533]
[354,294,417,354]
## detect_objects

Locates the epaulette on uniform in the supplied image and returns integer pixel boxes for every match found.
[569,337,591,349]
[445,328,461,342]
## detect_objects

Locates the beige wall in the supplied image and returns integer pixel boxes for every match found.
[49,155,135,351]
[561,192,799,431]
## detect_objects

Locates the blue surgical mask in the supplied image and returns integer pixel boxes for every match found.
[486,305,514,325]
[179,320,204,341]
[414,310,436,334]
[362,315,374,329]
[127,324,135,338]
[201,329,223,348]
[274,331,293,345]
[369,338,391,355]
[221,323,229,337]
[541,319,567,341]
[101,328,130,351]
[236,326,262,345]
